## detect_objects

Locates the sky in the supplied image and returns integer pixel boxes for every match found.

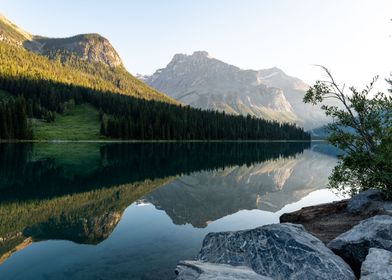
[1,0,392,90]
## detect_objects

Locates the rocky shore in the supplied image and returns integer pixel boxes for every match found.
[175,189,392,279]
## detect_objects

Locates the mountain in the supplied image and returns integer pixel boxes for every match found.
[142,51,331,129]
[0,14,175,103]
[0,15,122,68]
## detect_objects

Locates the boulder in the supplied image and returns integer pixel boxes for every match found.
[360,248,392,280]
[347,189,384,214]
[185,223,355,280]
[328,215,392,275]
[175,261,273,280]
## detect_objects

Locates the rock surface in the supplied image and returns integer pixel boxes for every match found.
[180,223,355,280]
[347,189,385,214]
[328,215,392,275]
[175,261,272,280]
[360,248,392,280]
[280,199,378,243]
[30,34,124,68]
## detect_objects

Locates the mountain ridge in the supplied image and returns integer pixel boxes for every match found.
[0,15,123,68]
[142,51,331,129]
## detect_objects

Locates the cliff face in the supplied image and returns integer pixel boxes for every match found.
[29,34,123,68]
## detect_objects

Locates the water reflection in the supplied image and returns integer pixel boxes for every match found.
[0,142,309,201]
[143,148,337,228]
[0,142,339,280]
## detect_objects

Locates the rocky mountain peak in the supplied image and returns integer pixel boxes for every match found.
[31,33,124,68]
[192,50,211,58]
[0,15,123,68]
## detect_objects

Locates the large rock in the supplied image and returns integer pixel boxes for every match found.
[175,261,273,280]
[347,189,384,214]
[328,215,392,275]
[360,248,392,280]
[182,223,355,280]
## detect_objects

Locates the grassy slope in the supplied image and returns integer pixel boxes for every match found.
[33,104,104,141]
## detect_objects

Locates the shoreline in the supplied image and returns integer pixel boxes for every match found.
[175,190,392,279]
[0,139,322,144]
[279,198,382,244]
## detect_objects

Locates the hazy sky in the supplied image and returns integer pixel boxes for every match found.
[1,0,391,90]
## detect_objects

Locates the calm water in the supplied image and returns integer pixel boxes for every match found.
[0,142,340,280]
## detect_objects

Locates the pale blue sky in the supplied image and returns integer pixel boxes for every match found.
[1,0,391,89]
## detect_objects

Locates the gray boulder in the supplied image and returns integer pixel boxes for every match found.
[175,261,273,280]
[347,189,384,214]
[360,248,392,280]
[328,215,392,274]
[192,223,355,280]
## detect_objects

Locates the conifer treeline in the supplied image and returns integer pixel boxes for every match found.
[0,42,310,140]
[0,96,32,139]
[0,76,310,140]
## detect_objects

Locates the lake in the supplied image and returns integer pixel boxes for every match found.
[0,142,340,280]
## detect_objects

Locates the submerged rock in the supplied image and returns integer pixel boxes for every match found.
[177,223,355,280]
[360,248,392,280]
[328,215,392,275]
[175,261,272,280]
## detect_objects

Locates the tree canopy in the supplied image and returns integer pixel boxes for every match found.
[304,66,392,197]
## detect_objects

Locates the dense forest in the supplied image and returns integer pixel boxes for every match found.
[0,96,32,139]
[0,42,310,140]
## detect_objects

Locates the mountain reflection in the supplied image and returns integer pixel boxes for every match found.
[0,142,311,263]
[143,147,337,228]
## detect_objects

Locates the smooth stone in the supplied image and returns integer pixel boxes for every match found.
[195,223,355,280]
[175,261,273,280]
[360,248,392,280]
[328,215,392,275]
[347,189,384,214]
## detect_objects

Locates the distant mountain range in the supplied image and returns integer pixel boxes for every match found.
[140,51,332,130]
